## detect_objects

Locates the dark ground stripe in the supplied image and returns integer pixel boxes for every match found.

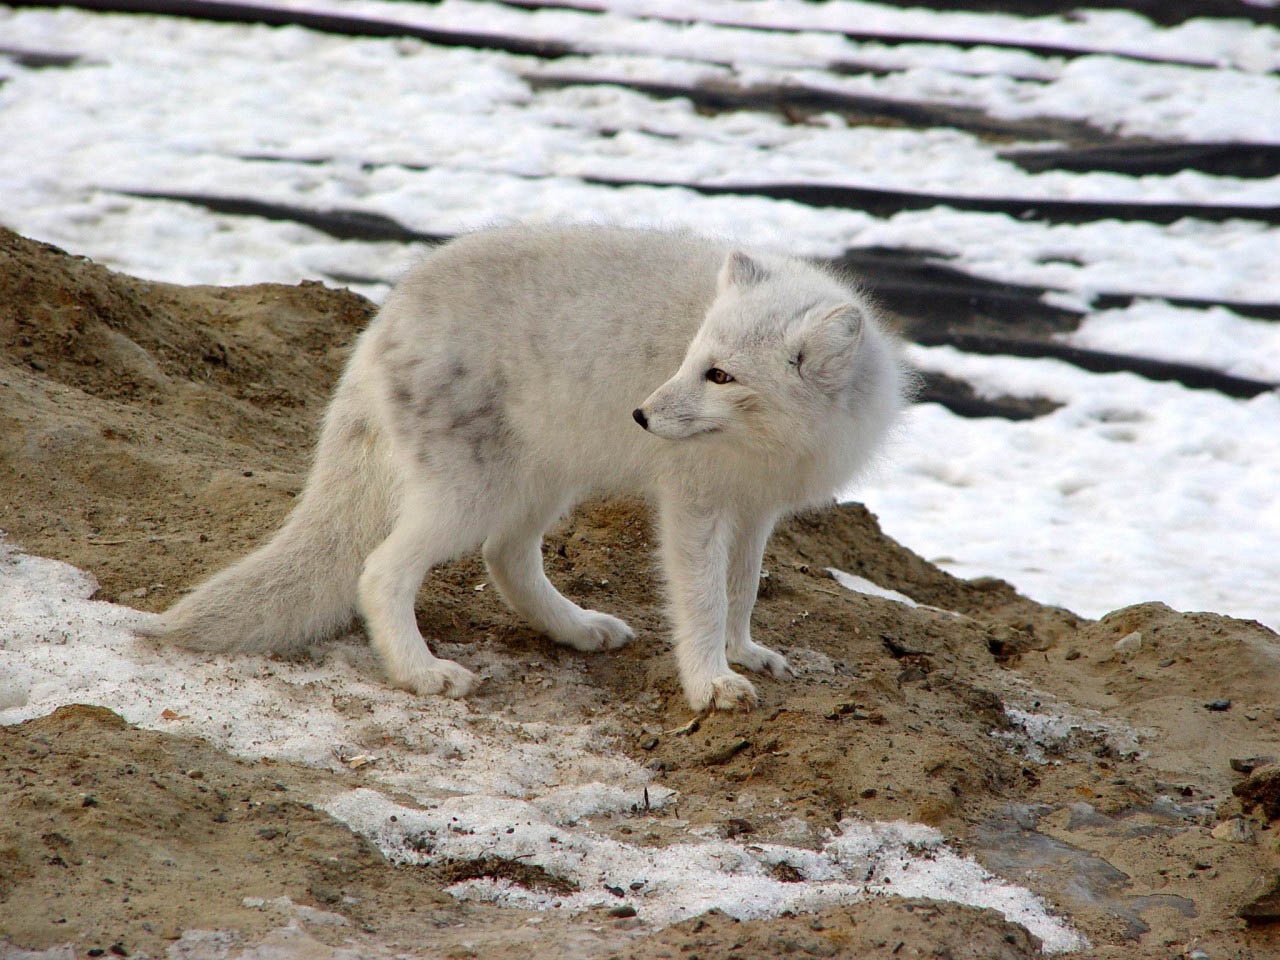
[221,152,1280,229]
[120,191,449,244]
[840,247,1280,328]
[914,371,1062,420]
[0,46,86,68]
[526,74,1107,144]
[1002,143,1280,179]
[916,333,1277,398]
[576,174,1280,226]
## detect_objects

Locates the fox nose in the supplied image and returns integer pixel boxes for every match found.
[632,408,649,430]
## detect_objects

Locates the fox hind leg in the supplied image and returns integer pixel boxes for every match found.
[483,495,634,653]
[357,487,482,697]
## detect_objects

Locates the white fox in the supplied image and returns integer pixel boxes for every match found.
[146,225,909,711]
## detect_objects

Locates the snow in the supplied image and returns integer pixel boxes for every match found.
[322,787,1086,951]
[854,347,1280,628]
[827,568,920,608]
[0,538,1086,952]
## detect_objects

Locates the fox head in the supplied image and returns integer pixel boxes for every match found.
[633,250,886,455]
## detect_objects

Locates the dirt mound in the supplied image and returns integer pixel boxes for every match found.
[3,229,1280,958]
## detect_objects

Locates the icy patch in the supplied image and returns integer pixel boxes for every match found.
[0,538,643,804]
[827,568,919,607]
[997,703,1141,766]
[324,787,1087,953]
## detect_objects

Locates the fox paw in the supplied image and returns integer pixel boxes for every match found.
[728,639,792,679]
[397,658,477,698]
[685,672,759,712]
[553,611,634,653]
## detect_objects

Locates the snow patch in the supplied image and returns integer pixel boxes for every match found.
[323,787,1087,952]
[827,568,920,608]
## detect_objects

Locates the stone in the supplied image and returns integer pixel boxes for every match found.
[1113,631,1142,659]
[1211,818,1254,843]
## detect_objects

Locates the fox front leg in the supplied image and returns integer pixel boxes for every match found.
[658,494,759,711]
[725,513,792,680]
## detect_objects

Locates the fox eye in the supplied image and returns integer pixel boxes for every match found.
[705,367,734,385]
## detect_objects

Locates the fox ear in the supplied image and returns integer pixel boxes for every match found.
[718,251,768,290]
[795,305,865,389]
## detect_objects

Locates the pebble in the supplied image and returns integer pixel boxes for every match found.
[608,905,637,919]
[1211,818,1254,843]
[1113,631,1142,659]
[1230,756,1274,774]
[1205,699,1232,712]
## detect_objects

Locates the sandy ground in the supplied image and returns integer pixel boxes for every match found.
[3,226,1280,958]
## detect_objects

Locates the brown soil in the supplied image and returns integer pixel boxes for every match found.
[3,227,1280,959]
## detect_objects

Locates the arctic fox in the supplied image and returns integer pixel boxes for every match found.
[146,225,909,711]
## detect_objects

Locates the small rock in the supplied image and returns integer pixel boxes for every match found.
[639,736,658,751]
[1238,875,1280,926]
[608,904,637,919]
[1063,648,1081,661]
[1211,818,1254,844]
[186,769,204,780]
[1113,631,1142,659]
[1158,657,1175,668]
[701,739,751,766]
[1234,767,1280,821]
[256,828,280,841]
[309,883,341,905]
[1231,757,1274,775]
[1205,699,1232,712]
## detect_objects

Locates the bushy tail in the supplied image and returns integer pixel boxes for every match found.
[142,378,397,655]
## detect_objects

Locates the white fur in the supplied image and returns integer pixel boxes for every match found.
[145,225,909,711]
